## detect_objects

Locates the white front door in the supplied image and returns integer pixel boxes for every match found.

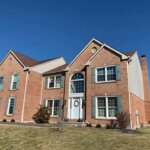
[70,97,83,119]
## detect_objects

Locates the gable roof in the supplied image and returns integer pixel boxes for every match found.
[66,38,129,70]
[0,50,61,68]
[13,51,38,67]
[124,51,137,57]
[43,64,68,75]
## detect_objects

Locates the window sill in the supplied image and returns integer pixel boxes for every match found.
[46,87,62,90]
[96,117,117,120]
[9,89,18,91]
[50,115,59,117]
[95,80,117,84]
[6,114,13,116]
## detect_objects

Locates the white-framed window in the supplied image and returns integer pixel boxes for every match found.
[10,74,19,90]
[96,65,116,82]
[70,72,84,93]
[47,75,61,88]
[46,100,60,116]
[0,76,4,90]
[7,97,16,115]
[96,96,117,119]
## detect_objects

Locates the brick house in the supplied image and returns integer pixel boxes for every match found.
[0,38,150,129]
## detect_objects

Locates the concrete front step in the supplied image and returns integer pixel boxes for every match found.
[62,121,86,127]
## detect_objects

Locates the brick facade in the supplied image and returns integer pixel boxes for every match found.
[0,38,150,129]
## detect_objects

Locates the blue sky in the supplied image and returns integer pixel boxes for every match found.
[0,0,150,70]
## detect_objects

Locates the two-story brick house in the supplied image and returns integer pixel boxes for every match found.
[0,38,150,129]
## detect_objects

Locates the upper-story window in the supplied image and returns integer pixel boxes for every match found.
[96,65,117,82]
[70,72,84,93]
[45,75,64,89]
[10,74,19,90]
[0,76,4,90]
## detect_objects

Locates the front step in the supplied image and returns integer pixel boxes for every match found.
[62,121,86,127]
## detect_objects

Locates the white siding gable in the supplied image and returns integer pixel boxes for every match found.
[129,52,144,99]
[30,57,66,73]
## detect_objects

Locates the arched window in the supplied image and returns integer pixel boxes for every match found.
[70,73,84,93]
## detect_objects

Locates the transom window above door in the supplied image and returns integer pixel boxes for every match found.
[70,72,84,93]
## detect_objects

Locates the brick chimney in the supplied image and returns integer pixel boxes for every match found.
[141,55,150,102]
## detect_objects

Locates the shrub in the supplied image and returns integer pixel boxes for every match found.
[2,119,7,122]
[105,120,118,129]
[96,124,102,128]
[32,106,50,123]
[11,119,15,123]
[86,123,92,127]
[116,112,130,129]
[105,124,111,129]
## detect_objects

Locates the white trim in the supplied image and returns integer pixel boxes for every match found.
[95,65,116,83]
[0,50,25,67]
[95,96,117,119]
[127,61,133,129]
[21,71,29,122]
[47,75,61,89]
[66,38,129,70]
[45,99,59,117]
[67,38,102,68]
[85,44,105,65]
[104,44,128,60]
[69,72,84,97]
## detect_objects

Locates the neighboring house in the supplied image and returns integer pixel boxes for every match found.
[0,38,150,129]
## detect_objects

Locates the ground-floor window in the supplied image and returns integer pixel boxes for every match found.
[7,97,16,115]
[96,96,117,118]
[46,100,60,116]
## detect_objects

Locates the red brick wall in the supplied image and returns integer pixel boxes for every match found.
[130,93,145,128]
[23,70,42,122]
[85,47,129,125]
[145,102,150,123]
[63,41,102,118]
[0,53,26,121]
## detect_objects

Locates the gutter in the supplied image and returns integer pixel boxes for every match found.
[127,59,133,129]
[21,70,29,122]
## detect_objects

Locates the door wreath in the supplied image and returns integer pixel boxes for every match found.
[74,100,79,107]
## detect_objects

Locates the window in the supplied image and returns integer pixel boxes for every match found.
[7,97,16,115]
[70,73,84,93]
[46,100,60,116]
[0,76,4,90]
[10,74,19,90]
[96,96,117,118]
[47,75,61,88]
[96,66,116,82]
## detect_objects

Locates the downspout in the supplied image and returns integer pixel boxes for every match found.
[21,70,29,122]
[127,60,133,129]
[39,76,44,105]
[62,72,67,120]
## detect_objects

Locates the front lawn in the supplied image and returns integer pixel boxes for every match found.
[0,125,150,150]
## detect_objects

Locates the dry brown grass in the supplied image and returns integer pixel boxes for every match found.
[0,124,150,150]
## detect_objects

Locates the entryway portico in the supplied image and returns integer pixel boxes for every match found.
[68,72,85,121]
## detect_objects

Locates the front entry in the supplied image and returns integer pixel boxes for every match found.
[70,97,83,120]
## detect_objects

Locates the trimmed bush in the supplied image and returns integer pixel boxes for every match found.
[96,124,102,128]
[2,119,7,122]
[32,106,50,123]
[11,119,15,123]
[116,112,130,129]
[86,123,92,127]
